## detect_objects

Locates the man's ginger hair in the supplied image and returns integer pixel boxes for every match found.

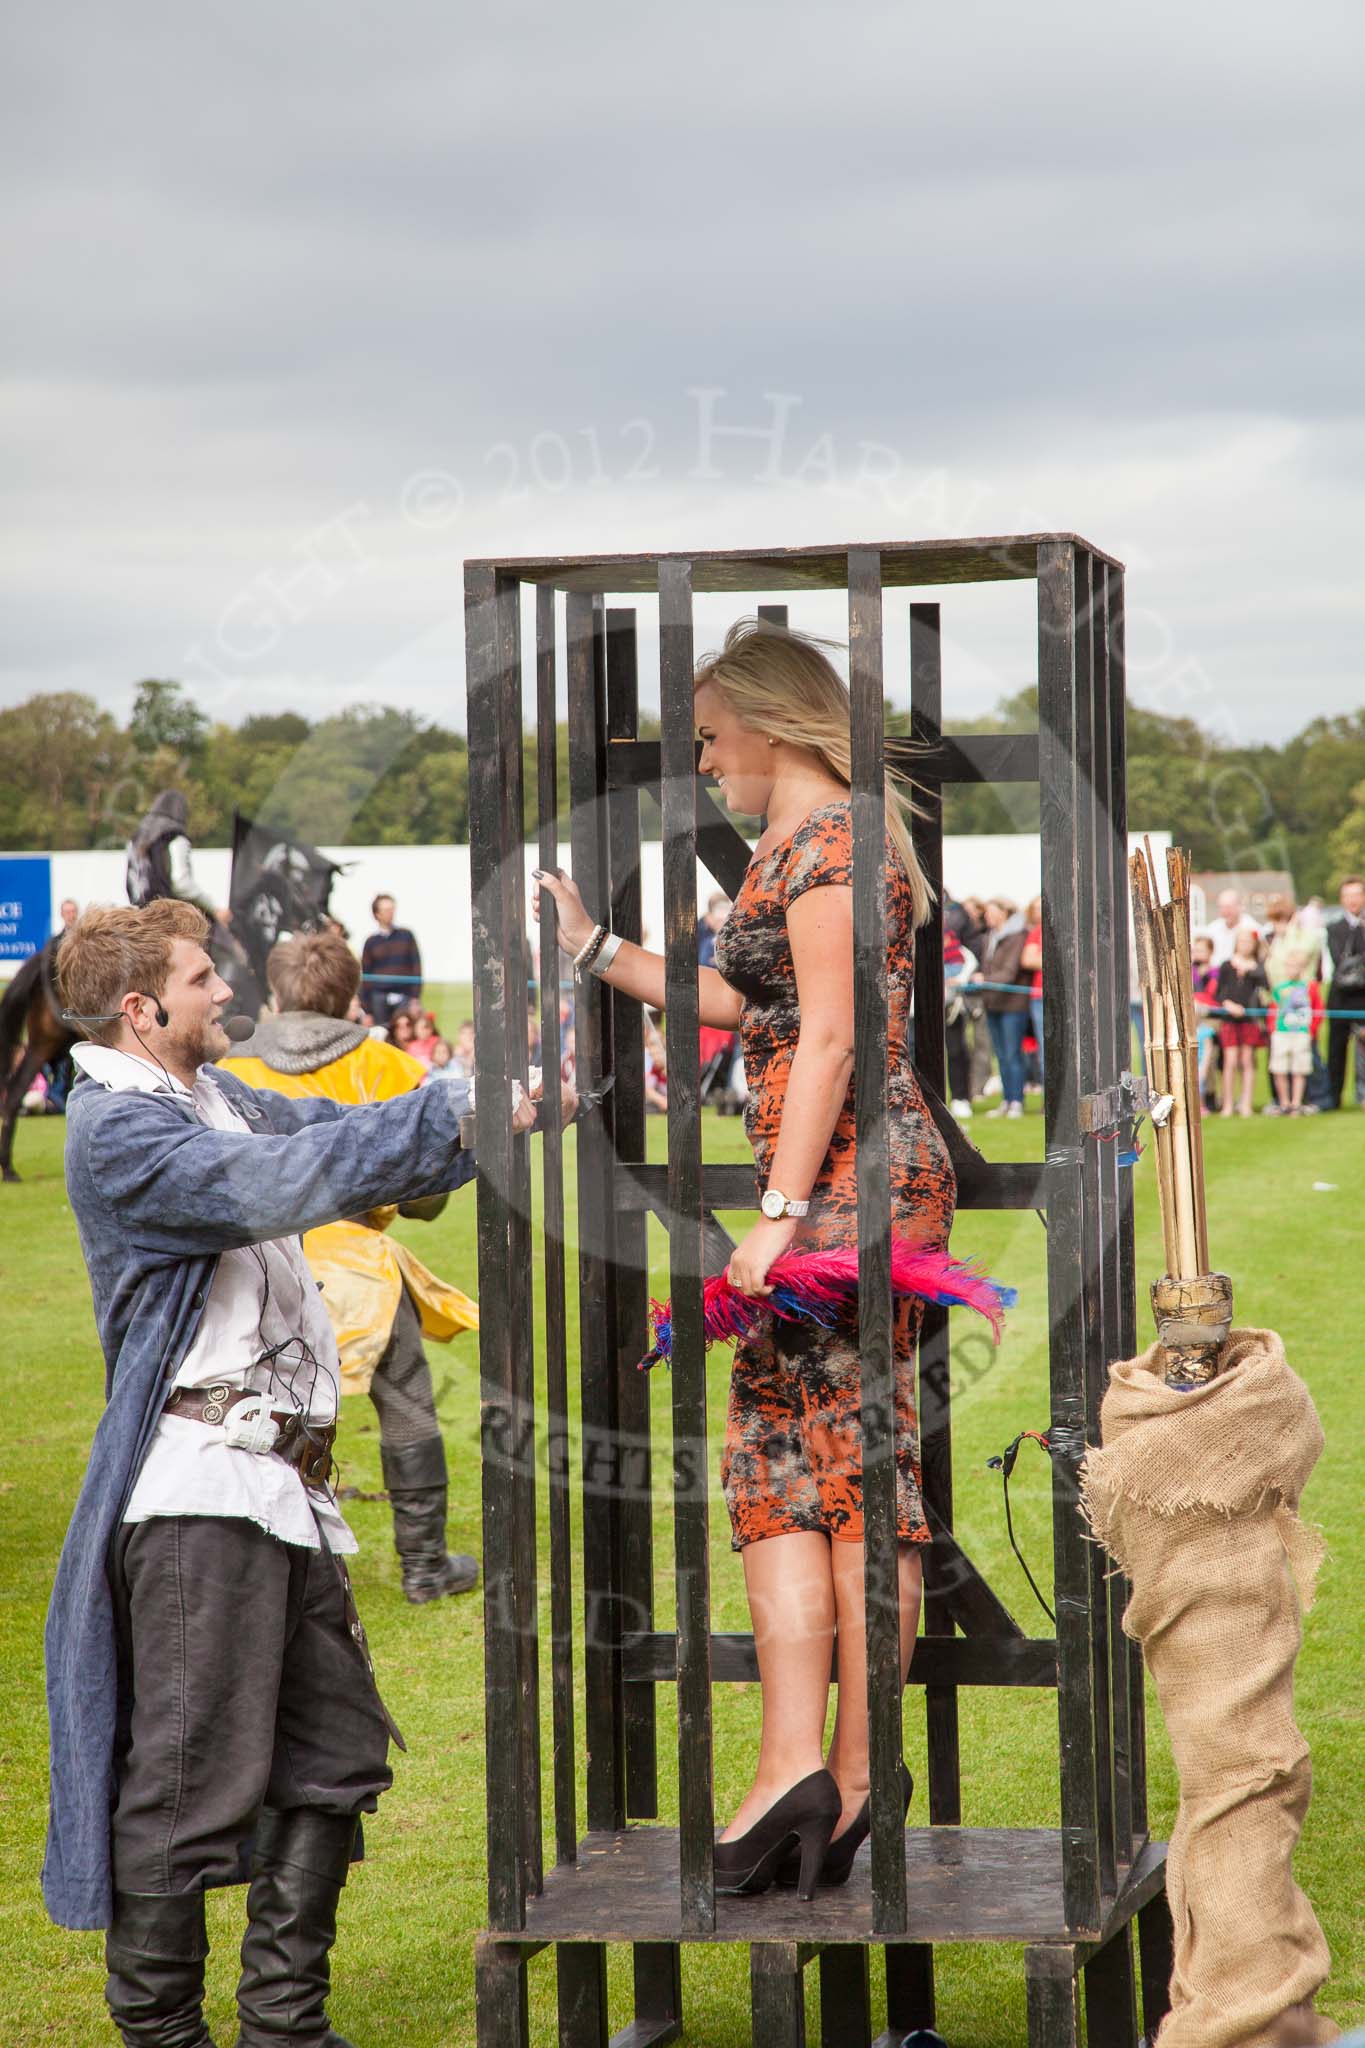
[57,902,211,1043]
[266,930,361,1019]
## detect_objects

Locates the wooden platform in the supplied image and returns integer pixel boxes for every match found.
[499,1828,1167,1949]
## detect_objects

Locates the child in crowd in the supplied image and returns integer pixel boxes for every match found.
[449,1020,476,1079]
[1215,931,1270,1117]
[1190,933,1221,1110]
[943,925,978,1119]
[1022,895,1044,1061]
[1266,947,1324,1116]
[409,1009,440,1065]
[424,1036,458,1080]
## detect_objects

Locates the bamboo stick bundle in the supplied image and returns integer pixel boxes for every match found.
[1130,852,1180,1276]
[1159,903,1199,1278]
[1130,843,1231,1384]
[1165,848,1211,1270]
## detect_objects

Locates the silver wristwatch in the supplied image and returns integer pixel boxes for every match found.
[760,1187,810,1221]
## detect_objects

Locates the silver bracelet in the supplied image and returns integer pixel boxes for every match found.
[571,923,607,974]
[589,931,625,978]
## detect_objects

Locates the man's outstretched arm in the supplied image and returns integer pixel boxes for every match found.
[75,1084,479,1257]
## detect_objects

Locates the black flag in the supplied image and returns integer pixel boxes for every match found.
[228,810,345,986]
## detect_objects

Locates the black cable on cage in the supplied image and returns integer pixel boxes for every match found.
[986,1429,1056,1626]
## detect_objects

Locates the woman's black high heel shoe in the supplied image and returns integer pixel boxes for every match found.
[713,1769,841,1902]
[775,1761,914,1888]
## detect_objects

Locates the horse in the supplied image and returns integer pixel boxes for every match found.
[1,838,340,1180]
[0,924,269,1183]
[0,940,72,1183]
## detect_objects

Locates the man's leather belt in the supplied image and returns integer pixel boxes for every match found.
[163,1385,337,1487]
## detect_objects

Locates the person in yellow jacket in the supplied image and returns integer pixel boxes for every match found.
[222,928,483,1602]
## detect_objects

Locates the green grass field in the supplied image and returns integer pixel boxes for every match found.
[1,1039,1360,2044]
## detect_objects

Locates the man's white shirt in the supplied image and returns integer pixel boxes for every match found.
[72,1043,356,1554]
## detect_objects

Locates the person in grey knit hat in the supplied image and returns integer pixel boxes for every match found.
[223,929,495,1604]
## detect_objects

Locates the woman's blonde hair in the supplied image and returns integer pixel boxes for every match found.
[694,618,933,927]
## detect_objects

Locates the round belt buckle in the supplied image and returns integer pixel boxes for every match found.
[203,1382,233,1426]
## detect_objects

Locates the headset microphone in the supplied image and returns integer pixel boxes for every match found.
[61,1003,255,1039]
[61,997,169,1028]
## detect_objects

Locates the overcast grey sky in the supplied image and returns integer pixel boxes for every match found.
[4,0,1362,742]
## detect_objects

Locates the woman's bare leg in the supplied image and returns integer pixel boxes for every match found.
[722,1530,836,1839]
[824,1541,923,1835]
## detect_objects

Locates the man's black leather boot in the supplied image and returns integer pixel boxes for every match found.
[234,1809,358,2048]
[380,1434,478,1601]
[105,1889,217,2048]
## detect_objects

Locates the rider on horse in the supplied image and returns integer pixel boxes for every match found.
[125,790,231,927]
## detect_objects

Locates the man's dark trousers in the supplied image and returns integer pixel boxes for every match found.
[110,1515,392,1893]
[1326,1016,1360,1111]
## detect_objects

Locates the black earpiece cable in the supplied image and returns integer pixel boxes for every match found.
[986,1430,1057,1626]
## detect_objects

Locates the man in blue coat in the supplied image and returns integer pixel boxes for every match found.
[46,900,535,2048]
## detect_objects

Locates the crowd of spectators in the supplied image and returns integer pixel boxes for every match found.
[941,893,1046,1120]
[1187,880,1365,1117]
[943,879,1365,1122]
[16,878,1365,1127]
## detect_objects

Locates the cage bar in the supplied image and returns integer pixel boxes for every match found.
[848,548,906,1937]
[1107,565,1150,1846]
[1037,538,1104,1935]
[467,563,533,1931]
[605,607,659,1829]
[907,601,961,1840]
[658,558,716,1936]
[499,574,544,1900]
[1072,548,1119,1906]
[535,584,579,1870]
[567,592,627,1837]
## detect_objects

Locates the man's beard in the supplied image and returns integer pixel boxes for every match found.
[168,1018,229,1071]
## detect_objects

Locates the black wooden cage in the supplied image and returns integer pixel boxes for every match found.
[463,536,1173,2048]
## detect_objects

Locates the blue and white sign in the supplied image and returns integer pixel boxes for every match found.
[0,856,52,963]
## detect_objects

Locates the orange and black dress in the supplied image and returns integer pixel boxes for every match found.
[712,801,956,1550]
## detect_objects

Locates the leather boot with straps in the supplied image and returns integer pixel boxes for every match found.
[380,1435,478,1601]
[105,1889,217,2048]
[234,1808,359,2048]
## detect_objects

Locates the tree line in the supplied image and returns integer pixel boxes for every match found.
[3,678,1364,897]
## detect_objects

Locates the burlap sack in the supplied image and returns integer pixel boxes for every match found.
[1081,1329,1337,2048]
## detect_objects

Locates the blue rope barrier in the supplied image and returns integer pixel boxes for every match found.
[965,978,1365,1021]
[360,970,1365,1023]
